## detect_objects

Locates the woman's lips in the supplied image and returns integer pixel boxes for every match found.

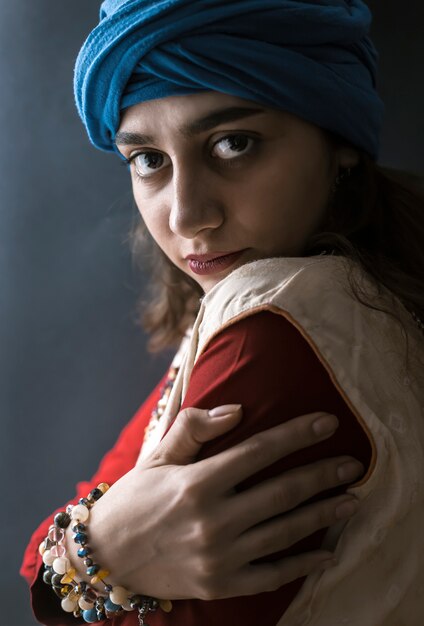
[186,250,245,275]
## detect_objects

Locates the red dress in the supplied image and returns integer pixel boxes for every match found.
[21,312,372,625]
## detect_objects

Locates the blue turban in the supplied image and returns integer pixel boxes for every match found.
[74,0,384,160]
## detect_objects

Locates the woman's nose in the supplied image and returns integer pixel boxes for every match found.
[168,167,224,239]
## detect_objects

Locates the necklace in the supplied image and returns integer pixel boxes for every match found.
[142,331,191,449]
[143,364,179,446]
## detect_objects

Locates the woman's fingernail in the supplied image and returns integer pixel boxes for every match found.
[320,558,338,570]
[209,404,242,417]
[337,460,364,482]
[336,498,359,520]
[312,414,339,437]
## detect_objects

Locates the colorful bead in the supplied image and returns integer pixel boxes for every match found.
[73,531,88,545]
[77,547,90,558]
[104,597,121,612]
[86,564,100,576]
[67,587,82,602]
[51,573,64,588]
[44,537,54,550]
[78,596,95,611]
[121,598,133,611]
[60,568,76,584]
[48,526,65,543]
[71,504,90,522]
[110,586,128,605]
[90,569,110,585]
[82,608,98,623]
[160,599,173,613]
[54,511,72,528]
[72,522,86,533]
[83,558,93,567]
[50,544,66,558]
[96,482,109,494]
[129,594,143,608]
[83,588,97,603]
[42,569,53,585]
[42,550,56,567]
[61,596,78,613]
[52,556,71,575]
[89,488,103,501]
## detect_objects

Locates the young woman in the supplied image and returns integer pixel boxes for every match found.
[21,1,424,625]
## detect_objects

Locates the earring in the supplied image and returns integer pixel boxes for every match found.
[331,167,352,194]
[335,167,352,187]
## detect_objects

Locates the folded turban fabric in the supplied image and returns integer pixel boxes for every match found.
[74,0,384,159]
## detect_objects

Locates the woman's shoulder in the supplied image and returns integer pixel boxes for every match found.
[196,253,423,384]
[202,255,360,314]
[198,255,371,344]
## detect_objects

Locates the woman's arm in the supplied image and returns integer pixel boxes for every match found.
[20,372,168,625]
[21,312,367,625]
[147,310,372,625]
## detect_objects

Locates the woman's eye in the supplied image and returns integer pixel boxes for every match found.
[132,152,170,178]
[212,134,254,160]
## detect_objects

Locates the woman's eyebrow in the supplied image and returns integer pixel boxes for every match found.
[114,106,264,146]
[115,130,156,146]
[181,106,264,137]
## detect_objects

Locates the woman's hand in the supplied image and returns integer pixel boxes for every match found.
[84,406,363,600]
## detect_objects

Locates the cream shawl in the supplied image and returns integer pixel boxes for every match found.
[141,255,424,625]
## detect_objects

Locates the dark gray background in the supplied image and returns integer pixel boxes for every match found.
[1,2,422,625]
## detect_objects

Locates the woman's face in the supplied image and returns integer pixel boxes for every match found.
[116,92,358,293]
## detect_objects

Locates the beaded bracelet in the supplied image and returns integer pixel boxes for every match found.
[40,483,172,624]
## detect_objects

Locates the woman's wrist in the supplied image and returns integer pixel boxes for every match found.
[64,523,108,596]
[40,483,172,622]
[83,489,127,583]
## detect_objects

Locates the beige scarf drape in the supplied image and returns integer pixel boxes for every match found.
[141,255,424,625]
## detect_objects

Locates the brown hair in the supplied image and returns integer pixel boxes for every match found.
[129,147,424,354]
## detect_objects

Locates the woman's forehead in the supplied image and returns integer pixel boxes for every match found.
[116,91,278,144]
[119,92,265,124]
[115,92,330,156]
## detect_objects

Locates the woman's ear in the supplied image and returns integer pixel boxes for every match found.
[337,145,360,169]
